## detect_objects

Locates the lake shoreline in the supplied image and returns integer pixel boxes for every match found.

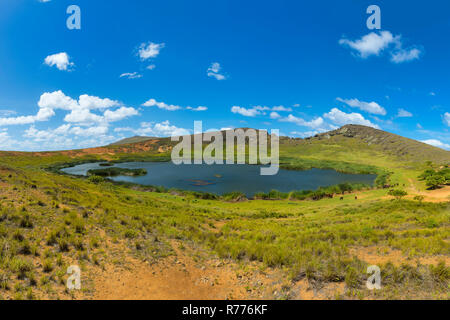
[60,161,377,199]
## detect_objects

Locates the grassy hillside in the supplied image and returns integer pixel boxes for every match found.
[0,125,448,300]
[306,125,449,164]
[109,136,155,146]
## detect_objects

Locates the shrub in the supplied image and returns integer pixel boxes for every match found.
[19,213,33,229]
[388,189,407,200]
[124,229,138,239]
[42,259,53,273]
[430,261,450,285]
[88,175,104,184]
[345,267,360,289]
[9,257,33,279]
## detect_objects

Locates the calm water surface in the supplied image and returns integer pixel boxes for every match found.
[62,162,376,196]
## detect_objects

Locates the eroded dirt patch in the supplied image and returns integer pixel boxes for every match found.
[350,246,449,266]
[91,241,281,300]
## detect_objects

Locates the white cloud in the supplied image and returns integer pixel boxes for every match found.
[77,94,120,110]
[390,48,421,63]
[444,112,450,127]
[0,91,136,128]
[142,98,182,111]
[64,106,138,125]
[0,108,54,126]
[339,31,422,64]
[0,129,17,149]
[146,64,156,70]
[21,123,115,151]
[103,107,139,122]
[323,108,380,128]
[38,90,78,110]
[337,97,386,115]
[421,139,450,150]
[120,72,142,79]
[115,121,190,137]
[339,31,398,58]
[231,106,262,117]
[396,108,413,118]
[270,112,281,119]
[70,126,109,137]
[272,105,292,112]
[280,114,325,129]
[138,42,165,60]
[230,105,291,118]
[44,52,74,71]
[64,108,102,124]
[207,62,227,80]
[254,106,270,111]
[186,106,208,112]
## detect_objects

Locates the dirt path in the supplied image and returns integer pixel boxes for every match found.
[407,179,450,202]
[91,241,279,300]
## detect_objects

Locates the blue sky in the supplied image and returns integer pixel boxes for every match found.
[0,0,449,151]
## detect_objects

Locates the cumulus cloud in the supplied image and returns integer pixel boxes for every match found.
[396,108,413,118]
[77,94,120,110]
[0,107,54,126]
[270,112,281,119]
[231,106,262,117]
[339,31,422,63]
[339,31,397,58]
[391,48,421,63]
[421,139,450,150]
[21,123,116,151]
[323,108,379,128]
[64,108,103,124]
[142,99,182,111]
[280,114,325,129]
[0,91,137,128]
[103,107,139,122]
[336,97,386,115]
[70,126,109,137]
[138,42,165,60]
[44,52,74,71]
[207,62,227,80]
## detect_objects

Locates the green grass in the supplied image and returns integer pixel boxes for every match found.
[0,126,448,299]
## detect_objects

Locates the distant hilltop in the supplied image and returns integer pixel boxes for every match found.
[110,136,158,146]
[302,124,450,164]
[100,124,448,165]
